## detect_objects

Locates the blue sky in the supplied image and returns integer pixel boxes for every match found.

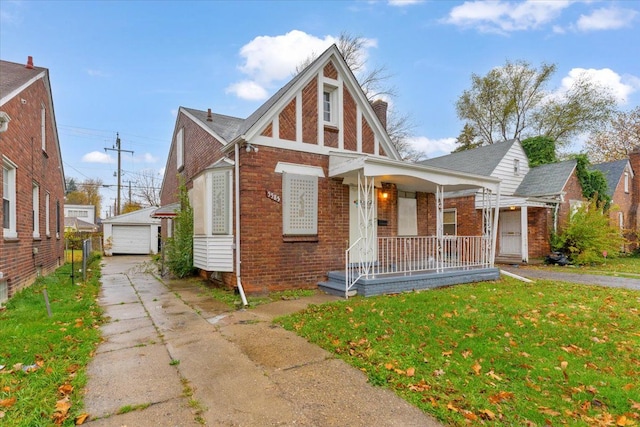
[2,0,639,217]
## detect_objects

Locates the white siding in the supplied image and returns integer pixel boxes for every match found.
[193,235,234,272]
[491,142,529,195]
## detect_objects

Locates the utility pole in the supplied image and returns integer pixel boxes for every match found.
[104,133,133,215]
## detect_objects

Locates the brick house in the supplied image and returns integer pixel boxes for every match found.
[420,139,583,263]
[0,57,66,302]
[592,148,640,251]
[158,45,502,299]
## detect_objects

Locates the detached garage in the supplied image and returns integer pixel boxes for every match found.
[103,207,161,256]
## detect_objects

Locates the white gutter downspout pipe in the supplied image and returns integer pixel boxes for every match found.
[234,141,248,307]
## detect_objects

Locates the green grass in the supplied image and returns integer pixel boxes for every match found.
[0,256,103,427]
[277,277,640,426]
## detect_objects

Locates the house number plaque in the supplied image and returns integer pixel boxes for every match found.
[266,190,281,203]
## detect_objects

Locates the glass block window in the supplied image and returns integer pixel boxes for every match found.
[283,173,318,235]
[211,171,230,234]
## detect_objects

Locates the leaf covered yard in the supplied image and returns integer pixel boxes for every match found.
[0,259,102,426]
[278,278,640,426]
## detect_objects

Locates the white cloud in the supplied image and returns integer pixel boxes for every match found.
[444,0,571,33]
[227,30,376,101]
[407,136,457,158]
[142,153,158,163]
[576,7,637,31]
[560,68,640,105]
[225,80,269,101]
[82,151,114,164]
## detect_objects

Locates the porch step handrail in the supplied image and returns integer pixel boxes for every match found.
[345,237,367,298]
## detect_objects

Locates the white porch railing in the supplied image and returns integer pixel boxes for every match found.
[345,235,492,297]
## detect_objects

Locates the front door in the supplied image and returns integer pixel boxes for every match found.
[348,183,377,265]
[499,210,521,256]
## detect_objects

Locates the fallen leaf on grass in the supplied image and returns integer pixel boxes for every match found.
[623,383,634,391]
[485,370,502,381]
[489,391,514,404]
[0,397,16,408]
[471,361,482,375]
[617,415,631,426]
[52,397,71,425]
[75,413,89,425]
[58,384,73,396]
[479,409,496,420]
[538,406,561,416]
[406,367,415,377]
[462,410,478,420]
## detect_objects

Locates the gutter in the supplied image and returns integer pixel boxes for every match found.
[234,141,248,306]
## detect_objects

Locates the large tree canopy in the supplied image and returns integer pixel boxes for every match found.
[585,106,640,163]
[455,60,616,148]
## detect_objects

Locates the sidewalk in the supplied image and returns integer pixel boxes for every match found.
[83,256,443,426]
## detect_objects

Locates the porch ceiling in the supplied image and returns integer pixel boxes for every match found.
[329,153,501,193]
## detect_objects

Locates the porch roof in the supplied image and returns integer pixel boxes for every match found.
[328,153,501,193]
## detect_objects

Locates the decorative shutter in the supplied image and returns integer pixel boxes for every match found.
[283,173,318,235]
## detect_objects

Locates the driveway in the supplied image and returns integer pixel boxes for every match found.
[500,265,640,291]
[83,256,443,426]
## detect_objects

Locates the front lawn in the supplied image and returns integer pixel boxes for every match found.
[0,257,103,426]
[278,277,640,426]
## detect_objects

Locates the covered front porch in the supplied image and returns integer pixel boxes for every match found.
[321,153,502,298]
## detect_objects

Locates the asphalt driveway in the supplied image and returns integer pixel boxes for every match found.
[500,265,640,290]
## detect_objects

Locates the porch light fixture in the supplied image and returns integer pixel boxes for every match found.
[245,143,258,153]
[381,192,389,199]
[509,206,516,210]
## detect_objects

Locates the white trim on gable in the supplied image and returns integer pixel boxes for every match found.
[0,71,47,107]
[275,162,325,177]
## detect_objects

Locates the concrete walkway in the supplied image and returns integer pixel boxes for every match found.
[83,256,443,426]
[500,265,640,290]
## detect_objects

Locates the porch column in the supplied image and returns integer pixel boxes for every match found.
[436,185,444,273]
[520,205,528,263]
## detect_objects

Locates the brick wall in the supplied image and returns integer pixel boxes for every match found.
[0,75,65,297]
[230,146,348,294]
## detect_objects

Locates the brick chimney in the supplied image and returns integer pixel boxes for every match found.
[25,56,34,69]
[371,99,388,130]
[207,108,213,122]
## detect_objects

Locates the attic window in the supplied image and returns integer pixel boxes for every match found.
[514,159,520,176]
[323,85,338,127]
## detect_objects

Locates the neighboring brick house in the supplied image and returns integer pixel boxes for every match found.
[421,140,583,263]
[158,45,502,298]
[592,149,640,251]
[0,57,66,301]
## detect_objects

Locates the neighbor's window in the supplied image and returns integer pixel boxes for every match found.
[45,192,50,236]
[56,200,60,238]
[443,209,457,236]
[513,159,520,176]
[32,182,40,238]
[624,172,629,193]
[176,128,184,170]
[619,212,624,230]
[2,158,17,238]
[41,103,46,151]
[283,173,318,235]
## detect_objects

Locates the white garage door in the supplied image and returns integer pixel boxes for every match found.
[112,225,150,254]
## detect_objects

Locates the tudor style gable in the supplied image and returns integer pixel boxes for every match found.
[245,45,399,160]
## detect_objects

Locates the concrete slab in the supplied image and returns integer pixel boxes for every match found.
[96,324,158,353]
[100,316,153,337]
[84,343,179,417]
[102,301,147,321]
[84,398,199,427]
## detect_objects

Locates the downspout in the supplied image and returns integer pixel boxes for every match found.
[491,183,501,265]
[234,142,248,306]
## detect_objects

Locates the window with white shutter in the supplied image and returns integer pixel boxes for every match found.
[283,173,318,235]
